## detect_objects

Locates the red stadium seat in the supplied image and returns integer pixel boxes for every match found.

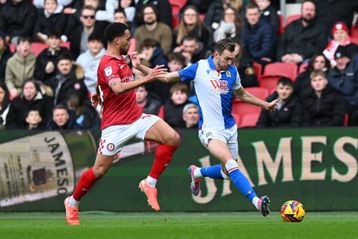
[232,113,240,125]
[245,87,269,100]
[298,63,308,74]
[259,76,281,92]
[263,62,298,80]
[351,26,358,38]
[158,106,164,119]
[284,14,301,28]
[253,62,262,82]
[238,113,260,128]
[169,0,187,29]
[232,101,261,117]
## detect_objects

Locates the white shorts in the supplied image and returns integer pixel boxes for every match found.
[198,124,239,160]
[98,113,160,156]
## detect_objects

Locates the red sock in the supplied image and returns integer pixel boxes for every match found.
[72,167,97,201]
[149,144,178,179]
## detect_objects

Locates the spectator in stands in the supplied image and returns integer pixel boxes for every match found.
[0,0,38,45]
[164,83,189,128]
[213,6,242,43]
[255,0,279,35]
[323,22,357,68]
[174,35,208,66]
[256,77,302,127]
[277,0,327,64]
[138,38,168,104]
[66,0,117,22]
[46,104,82,130]
[114,8,135,35]
[76,33,105,94]
[118,0,136,28]
[182,103,199,129]
[182,0,216,16]
[34,30,71,82]
[135,85,161,115]
[66,93,100,130]
[135,0,172,28]
[12,78,53,129]
[5,37,36,99]
[33,0,79,43]
[294,53,330,96]
[134,5,172,56]
[25,109,45,130]
[168,52,186,72]
[205,0,245,32]
[241,2,276,64]
[0,82,17,129]
[174,5,213,50]
[0,32,12,82]
[46,53,88,106]
[70,6,98,58]
[327,45,358,126]
[233,39,258,87]
[33,0,73,9]
[301,70,345,127]
[312,0,358,36]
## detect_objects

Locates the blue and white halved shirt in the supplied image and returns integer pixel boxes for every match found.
[178,55,242,130]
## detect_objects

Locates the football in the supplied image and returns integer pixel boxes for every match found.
[280,200,305,222]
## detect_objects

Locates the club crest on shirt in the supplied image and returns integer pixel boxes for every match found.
[226,71,231,77]
[104,66,112,76]
[107,143,115,152]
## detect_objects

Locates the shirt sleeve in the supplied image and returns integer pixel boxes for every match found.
[232,67,242,90]
[103,59,122,85]
[178,62,199,82]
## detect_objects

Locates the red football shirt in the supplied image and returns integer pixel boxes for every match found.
[97,54,141,129]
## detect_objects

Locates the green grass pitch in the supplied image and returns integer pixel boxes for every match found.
[0,212,358,239]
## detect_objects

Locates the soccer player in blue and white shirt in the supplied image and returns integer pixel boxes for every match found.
[163,38,278,216]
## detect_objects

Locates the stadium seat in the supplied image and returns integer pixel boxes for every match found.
[245,87,269,100]
[158,106,164,119]
[298,63,308,74]
[232,101,261,117]
[253,62,262,82]
[351,26,358,38]
[263,62,298,80]
[238,113,260,128]
[259,75,281,92]
[232,113,240,125]
[284,14,301,28]
[169,0,187,29]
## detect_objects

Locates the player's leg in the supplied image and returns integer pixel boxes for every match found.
[136,116,180,211]
[206,139,270,216]
[64,154,115,225]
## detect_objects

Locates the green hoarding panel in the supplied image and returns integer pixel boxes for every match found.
[0,128,357,212]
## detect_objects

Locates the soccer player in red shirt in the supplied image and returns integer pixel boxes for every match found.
[64,23,180,225]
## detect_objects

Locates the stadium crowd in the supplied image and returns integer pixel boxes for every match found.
[0,0,357,130]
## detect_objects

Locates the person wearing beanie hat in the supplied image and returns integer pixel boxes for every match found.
[323,22,354,67]
[0,32,13,82]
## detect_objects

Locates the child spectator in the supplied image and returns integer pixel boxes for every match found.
[34,30,71,82]
[25,109,45,130]
[256,77,302,127]
[5,37,36,99]
[33,0,79,43]
[164,83,189,128]
[301,70,345,127]
[76,33,105,94]
[323,22,357,67]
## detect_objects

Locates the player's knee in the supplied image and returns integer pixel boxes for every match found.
[166,131,180,146]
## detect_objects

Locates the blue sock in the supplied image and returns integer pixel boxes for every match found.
[225,160,257,201]
[200,164,224,179]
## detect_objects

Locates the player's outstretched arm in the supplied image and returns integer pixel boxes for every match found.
[158,71,181,83]
[234,87,278,111]
[110,65,166,94]
[130,51,166,75]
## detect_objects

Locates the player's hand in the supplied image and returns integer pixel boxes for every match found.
[91,92,100,108]
[264,99,278,112]
[147,65,167,81]
[129,51,141,68]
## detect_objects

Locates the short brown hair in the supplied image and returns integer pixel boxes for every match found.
[310,70,326,80]
[170,83,188,96]
[214,38,236,54]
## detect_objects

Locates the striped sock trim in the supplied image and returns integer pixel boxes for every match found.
[227,167,239,174]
